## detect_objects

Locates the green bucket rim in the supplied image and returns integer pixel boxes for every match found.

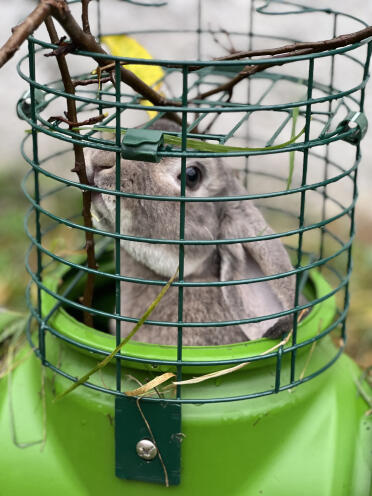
[41,257,336,371]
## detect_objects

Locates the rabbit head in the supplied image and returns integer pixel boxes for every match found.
[85,121,296,342]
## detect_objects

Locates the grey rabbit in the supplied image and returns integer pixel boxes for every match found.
[85,120,296,345]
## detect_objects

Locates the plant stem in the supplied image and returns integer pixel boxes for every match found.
[45,16,96,327]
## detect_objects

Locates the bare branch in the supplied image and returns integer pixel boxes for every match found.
[45,15,97,328]
[213,25,372,62]
[44,36,75,57]
[49,2,182,123]
[197,60,276,100]
[209,26,237,55]
[1,1,370,115]
[48,112,106,127]
[0,0,63,69]
[72,76,112,87]
[0,0,181,124]
[197,26,372,100]
[81,0,92,35]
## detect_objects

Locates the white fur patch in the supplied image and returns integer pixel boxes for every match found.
[121,241,179,277]
[120,240,205,278]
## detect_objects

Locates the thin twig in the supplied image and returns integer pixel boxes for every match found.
[1,1,370,114]
[208,25,236,55]
[196,60,276,100]
[50,3,182,124]
[213,25,372,62]
[0,0,181,123]
[196,25,372,99]
[45,16,97,327]
[44,36,74,57]
[0,0,63,69]
[136,398,169,487]
[72,76,111,87]
[48,112,107,127]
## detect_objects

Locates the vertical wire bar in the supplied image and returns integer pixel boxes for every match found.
[28,39,45,364]
[290,58,314,383]
[176,67,188,399]
[244,0,256,189]
[115,61,122,392]
[193,0,202,135]
[319,13,338,266]
[274,345,283,393]
[360,41,372,113]
[96,0,104,117]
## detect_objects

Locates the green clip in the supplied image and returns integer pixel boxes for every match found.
[121,128,164,162]
[17,89,48,120]
[339,111,368,145]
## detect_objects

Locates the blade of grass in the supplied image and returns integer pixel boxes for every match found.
[286,106,300,190]
[163,126,305,153]
[71,125,306,153]
[55,266,179,401]
[0,315,28,345]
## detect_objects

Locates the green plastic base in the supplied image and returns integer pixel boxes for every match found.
[0,333,371,495]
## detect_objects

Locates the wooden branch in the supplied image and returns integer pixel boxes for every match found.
[49,2,182,123]
[213,25,372,62]
[0,0,63,69]
[72,76,112,87]
[197,26,372,100]
[81,0,92,35]
[0,0,181,123]
[1,1,370,111]
[45,16,97,328]
[48,112,106,127]
[44,36,74,57]
[197,62,275,100]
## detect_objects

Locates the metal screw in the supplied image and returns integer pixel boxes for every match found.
[136,439,158,460]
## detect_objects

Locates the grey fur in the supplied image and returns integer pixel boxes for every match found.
[85,120,296,345]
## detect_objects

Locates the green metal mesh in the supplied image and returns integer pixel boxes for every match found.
[17,0,372,403]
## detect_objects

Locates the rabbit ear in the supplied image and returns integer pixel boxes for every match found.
[218,189,295,340]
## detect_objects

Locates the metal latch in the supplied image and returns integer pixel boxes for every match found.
[121,128,164,162]
[339,111,368,145]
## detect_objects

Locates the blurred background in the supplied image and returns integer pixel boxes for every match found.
[0,0,371,368]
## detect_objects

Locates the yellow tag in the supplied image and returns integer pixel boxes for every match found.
[101,34,164,118]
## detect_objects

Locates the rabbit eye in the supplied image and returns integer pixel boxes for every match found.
[180,166,202,189]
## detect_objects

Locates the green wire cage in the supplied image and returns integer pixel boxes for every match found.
[2,0,372,493]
